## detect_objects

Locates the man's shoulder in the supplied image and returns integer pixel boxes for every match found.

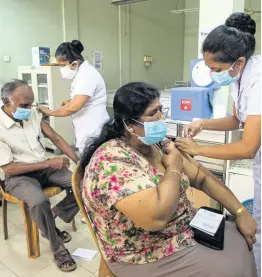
[30,108,43,123]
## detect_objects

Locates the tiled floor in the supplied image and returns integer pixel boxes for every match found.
[0,157,101,277]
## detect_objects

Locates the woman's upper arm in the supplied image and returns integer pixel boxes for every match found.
[69,95,89,112]
[242,115,261,157]
[115,188,166,231]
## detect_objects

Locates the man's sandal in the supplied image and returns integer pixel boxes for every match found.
[54,249,77,272]
[42,227,72,243]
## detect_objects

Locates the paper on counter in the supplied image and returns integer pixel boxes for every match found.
[189,209,223,236]
[72,248,98,261]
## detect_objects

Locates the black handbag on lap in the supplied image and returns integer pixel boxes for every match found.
[192,206,225,251]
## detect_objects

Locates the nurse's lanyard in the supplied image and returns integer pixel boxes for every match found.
[236,79,244,129]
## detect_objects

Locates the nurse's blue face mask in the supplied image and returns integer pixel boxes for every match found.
[124,119,167,145]
[210,61,240,86]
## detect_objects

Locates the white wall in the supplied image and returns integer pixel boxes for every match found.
[128,0,185,89]
[0,0,63,83]
[245,0,261,54]
[183,0,199,80]
[77,0,120,90]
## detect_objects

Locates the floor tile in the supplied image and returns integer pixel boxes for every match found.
[0,225,28,260]
[31,262,94,277]
[0,262,18,277]
[1,242,53,277]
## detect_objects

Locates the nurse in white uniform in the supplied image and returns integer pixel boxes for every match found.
[175,13,261,276]
[38,40,110,154]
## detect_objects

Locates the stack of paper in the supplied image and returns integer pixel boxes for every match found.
[72,248,98,261]
[189,209,224,236]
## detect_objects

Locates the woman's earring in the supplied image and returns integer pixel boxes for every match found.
[129,128,134,133]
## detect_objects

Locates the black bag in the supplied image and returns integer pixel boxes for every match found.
[192,206,225,250]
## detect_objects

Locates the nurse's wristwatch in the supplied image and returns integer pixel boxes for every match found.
[234,206,246,217]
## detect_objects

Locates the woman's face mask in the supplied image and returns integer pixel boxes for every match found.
[60,61,78,80]
[125,119,167,145]
[210,61,240,86]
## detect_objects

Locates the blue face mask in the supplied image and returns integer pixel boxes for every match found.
[210,61,240,86]
[12,107,32,120]
[132,119,167,145]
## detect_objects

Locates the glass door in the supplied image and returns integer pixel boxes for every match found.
[36,74,49,106]
[36,73,50,124]
[21,73,32,87]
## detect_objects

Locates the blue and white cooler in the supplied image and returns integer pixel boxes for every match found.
[171,59,219,121]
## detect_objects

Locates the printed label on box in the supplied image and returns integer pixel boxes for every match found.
[180,100,192,112]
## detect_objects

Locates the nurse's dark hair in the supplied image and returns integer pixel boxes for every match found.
[55,40,84,63]
[202,12,256,63]
[80,82,160,172]
[1,79,28,104]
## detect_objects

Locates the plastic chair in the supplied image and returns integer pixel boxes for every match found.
[0,179,77,259]
[72,163,115,277]
[242,199,254,215]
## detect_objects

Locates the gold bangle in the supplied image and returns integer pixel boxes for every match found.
[235,206,245,217]
[167,169,182,178]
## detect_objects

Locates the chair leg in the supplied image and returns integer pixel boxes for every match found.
[99,257,115,277]
[66,189,77,232]
[72,218,77,232]
[2,199,8,240]
[21,202,40,259]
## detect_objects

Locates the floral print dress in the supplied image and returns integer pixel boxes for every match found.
[82,138,196,265]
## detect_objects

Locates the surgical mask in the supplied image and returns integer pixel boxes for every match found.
[60,62,78,79]
[126,119,167,145]
[210,61,240,86]
[12,107,31,120]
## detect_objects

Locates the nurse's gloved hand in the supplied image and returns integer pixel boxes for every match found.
[236,207,257,250]
[183,120,203,138]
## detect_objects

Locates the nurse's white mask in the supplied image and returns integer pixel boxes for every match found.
[60,61,78,80]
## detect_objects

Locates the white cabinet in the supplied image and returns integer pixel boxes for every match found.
[224,130,254,213]
[18,66,74,150]
[227,160,254,203]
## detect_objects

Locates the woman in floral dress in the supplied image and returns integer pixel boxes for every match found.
[80,82,257,277]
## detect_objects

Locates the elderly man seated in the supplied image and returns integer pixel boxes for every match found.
[0,79,80,272]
